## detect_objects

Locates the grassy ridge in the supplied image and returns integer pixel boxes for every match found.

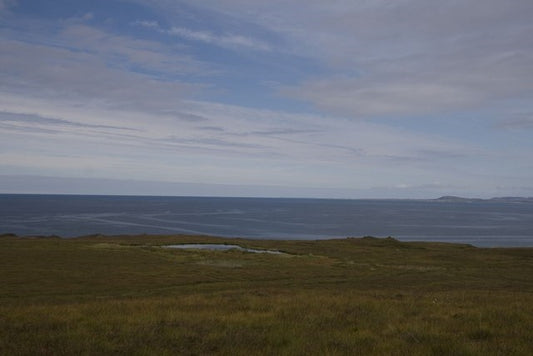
[1,234,533,355]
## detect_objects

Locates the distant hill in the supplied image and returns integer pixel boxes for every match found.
[434,196,533,203]
[434,196,483,202]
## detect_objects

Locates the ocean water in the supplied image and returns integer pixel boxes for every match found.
[1,194,532,247]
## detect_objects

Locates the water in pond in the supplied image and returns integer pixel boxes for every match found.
[164,244,283,254]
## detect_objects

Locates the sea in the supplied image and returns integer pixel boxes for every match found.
[1,194,533,247]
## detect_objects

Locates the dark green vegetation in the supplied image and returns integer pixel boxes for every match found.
[1,234,533,355]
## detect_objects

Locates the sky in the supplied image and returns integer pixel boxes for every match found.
[1,0,532,198]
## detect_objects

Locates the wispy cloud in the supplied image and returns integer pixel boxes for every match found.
[175,0,533,118]
[0,35,203,116]
[58,24,208,76]
[132,20,159,29]
[0,84,483,189]
[282,50,533,117]
[0,111,139,131]
[168,27,271,51]
[0,0,16,12]
[134,19,271,51]
[497,113,533,129]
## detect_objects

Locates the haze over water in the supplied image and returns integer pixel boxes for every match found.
[2,194,532,247]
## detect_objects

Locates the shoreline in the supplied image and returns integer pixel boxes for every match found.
[4,232,533,250]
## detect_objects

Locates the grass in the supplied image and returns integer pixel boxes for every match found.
[1,234,533,355]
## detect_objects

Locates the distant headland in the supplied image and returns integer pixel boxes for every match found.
[434,196,533,203]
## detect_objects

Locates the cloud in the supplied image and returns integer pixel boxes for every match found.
[172,0,533,118]
[133,20,159,29]
[0,35,204,116]
[133,19,271,51]
[283,49,533,117]
[58,24,208,76]
[244,128,319,136]
[0,83,482,189]
[0,0,16,12]
[196,126,225,132]
[497,113,533,129]
[0,111,139,131]
[2,0,532,196]
[168,27,271,51]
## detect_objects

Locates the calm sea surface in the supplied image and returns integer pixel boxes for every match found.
[1,194,532,247]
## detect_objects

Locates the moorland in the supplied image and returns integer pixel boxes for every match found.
[1,234,533,355]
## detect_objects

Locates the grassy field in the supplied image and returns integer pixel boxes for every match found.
[1,234,533,355]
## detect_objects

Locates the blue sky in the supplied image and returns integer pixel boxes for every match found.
[1,0,532,198]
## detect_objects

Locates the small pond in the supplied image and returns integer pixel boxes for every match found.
[163,244,283,254]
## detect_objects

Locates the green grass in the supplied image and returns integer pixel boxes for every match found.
[1,234,533,355]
